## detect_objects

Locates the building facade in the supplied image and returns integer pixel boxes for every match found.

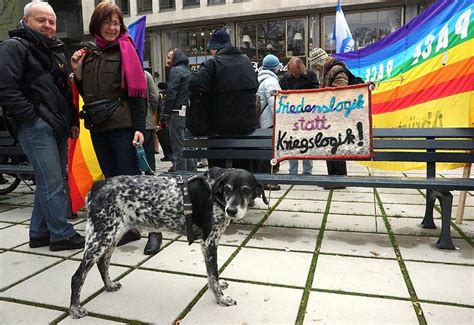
[81,0,434,78]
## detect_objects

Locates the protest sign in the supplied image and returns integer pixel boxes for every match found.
[272,84,373,163]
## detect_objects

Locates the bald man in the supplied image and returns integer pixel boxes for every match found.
[0,2,84,251]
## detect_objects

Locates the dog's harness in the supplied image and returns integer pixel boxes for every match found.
[175,174,213,245]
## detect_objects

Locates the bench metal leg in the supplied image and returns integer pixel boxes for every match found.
[435,191,455,250]
[421,189,436,229]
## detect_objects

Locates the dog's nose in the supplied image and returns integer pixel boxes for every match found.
[226,206,238,216]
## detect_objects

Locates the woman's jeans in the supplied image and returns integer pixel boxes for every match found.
[289,159,313,175]
[18,118,76,241]
[91,128,140,178]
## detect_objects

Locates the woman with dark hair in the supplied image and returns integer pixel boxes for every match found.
[70,2,161,255]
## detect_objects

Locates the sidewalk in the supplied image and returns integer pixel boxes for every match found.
[1,158,472,324]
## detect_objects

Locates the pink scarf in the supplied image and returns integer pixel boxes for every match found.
[94,33,147,98]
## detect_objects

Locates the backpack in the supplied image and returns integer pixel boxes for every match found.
[328,59,365,85]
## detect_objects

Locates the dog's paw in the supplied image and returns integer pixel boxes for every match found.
[70,305,88,319]
[217,295,237,306]
[218,280,229,290]
[105,281,121,292]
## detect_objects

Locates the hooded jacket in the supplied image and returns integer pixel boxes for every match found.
[189,45,259,135]
[257,69,281,129]
[0,23,78,137]
[163,49,191,115]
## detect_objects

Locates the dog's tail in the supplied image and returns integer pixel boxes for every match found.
[85,179,108,211]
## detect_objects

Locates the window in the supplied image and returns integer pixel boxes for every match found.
[160,0,175,10]
[115,0,130,15]
[237,17,306,63]
[321,7,402,53]
[208,0,225,4]
[138,0,153,13]
[183,0,200,7]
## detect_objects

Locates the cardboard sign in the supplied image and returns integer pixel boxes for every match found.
[272,84,373,162]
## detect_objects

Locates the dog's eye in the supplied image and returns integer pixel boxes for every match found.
[241,187,251,195]
[224,185,232,194]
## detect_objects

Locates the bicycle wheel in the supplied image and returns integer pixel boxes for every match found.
[0,173,21,195]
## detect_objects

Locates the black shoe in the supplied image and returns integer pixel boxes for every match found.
[168,166,175,172]
[117,230,141,247]
[160,156,171,162]
[29,235,50,248]
[264,184,281,191]
[323,185,347,190]
[50,233,85,251]
[144,232,163,255]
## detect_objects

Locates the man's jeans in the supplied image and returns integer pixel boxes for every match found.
[289,159,313,175]
[169,114,196,172]
[18,118,76,241]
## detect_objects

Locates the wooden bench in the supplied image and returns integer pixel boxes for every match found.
[183,127,474,250]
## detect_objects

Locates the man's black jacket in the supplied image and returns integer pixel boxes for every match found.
[163,48,191,115]
[0,23,77,137]
[189,46,259,135]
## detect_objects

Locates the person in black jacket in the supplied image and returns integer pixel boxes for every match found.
[189,28,259,170]
[280,57,319,175]
[161,49,196,172]
[0,2,84,251]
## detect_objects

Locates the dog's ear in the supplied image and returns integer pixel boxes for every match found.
[205,167,227,184]
[211,174,226,207]
[257,182,269,205]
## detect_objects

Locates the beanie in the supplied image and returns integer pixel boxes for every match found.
[207,28,231,50]
[308,47,329,66]
[262,54,280,70]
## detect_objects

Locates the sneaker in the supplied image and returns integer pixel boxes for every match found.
[264,184,281,191]
[117,230,141,247]
[29,235,50,248]
[50,233,85,251]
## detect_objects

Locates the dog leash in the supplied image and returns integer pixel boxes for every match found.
[135,142,156,175]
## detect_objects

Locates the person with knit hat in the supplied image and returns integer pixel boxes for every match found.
[308,47,349,188]
[189,28,259,171]
[256,54,282,190]
[280,57,319,176]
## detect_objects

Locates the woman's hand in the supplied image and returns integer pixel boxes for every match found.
[71,49,86,80]
[133,131,144,146]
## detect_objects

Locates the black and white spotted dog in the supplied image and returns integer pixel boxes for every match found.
[69,167,268,318]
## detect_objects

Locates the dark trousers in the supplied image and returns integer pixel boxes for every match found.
[157,126,173,159]
[91,129,140,178]
[326,160,347,176]
[209,158,258,172]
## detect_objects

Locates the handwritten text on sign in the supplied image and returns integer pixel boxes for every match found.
[273,85,372,162]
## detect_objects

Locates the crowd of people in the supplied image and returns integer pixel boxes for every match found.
[0,1,355,253]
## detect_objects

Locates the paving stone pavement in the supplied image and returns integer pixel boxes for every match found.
[0,159,473,324]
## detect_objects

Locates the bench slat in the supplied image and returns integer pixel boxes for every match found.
[373,128,474,138]
[373,139,474,150]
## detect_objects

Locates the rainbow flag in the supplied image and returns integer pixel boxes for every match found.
[334,0,474,170]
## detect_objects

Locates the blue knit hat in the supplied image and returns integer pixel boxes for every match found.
[262,54,280,70]
[207,28,231,50]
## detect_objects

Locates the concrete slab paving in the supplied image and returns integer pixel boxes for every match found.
[305,291,418,324]
[395,235,474,264]
[276,199,327,213]
[1,260,128,308]
[0,224,29,249]
[221,247,313,287]
[1,300,63,324]
[247,226,318,252]
[265,210,323,229]
[325,213,387,233]
[0,251,60,290]
[383,202,440,218]
[312,254,410,298]
[404,261,474,305]
[140,241,237,276]
[217,223,255,246]
[329,200,382,216]
[320,230,395,258]
[421,302,474,325]
[0,194,34,206]
[378,192,428,205]
[14,242,83,258]
[83,270,206,324]
[182,281,303,324]
[284,189,330,201]
[234,208,266,225]
[0,206,32,223]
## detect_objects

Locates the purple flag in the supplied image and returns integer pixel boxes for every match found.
[128,16,146,63]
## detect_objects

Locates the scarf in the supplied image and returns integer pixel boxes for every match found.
[94,33,147,98]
